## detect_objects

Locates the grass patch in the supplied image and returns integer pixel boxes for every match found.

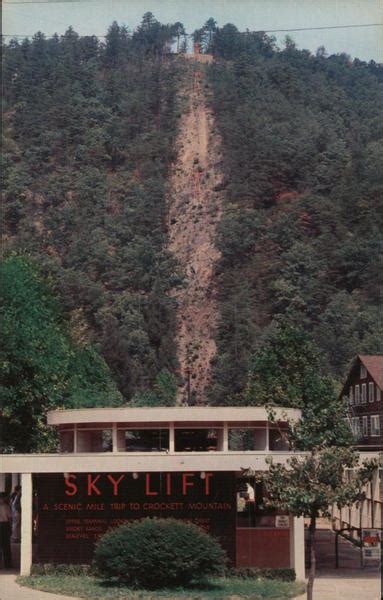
[18,574,305,599]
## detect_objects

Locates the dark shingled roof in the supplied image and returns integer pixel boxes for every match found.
[358,355,383,390]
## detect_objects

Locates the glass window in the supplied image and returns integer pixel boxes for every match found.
[361,384,367,404]
[360,365,367,379]
[175,429,221,452]
[370,416,380,437]
[349,388,354,405]
[77,429,112,452]
[351,417,361,439]
[369,382,375,403]
[362,416,368,437]
[355,385,360,405]
[59,430,74,453]
[118,429,169,452]
[269,429,290,451]
[228,428,267,451]
[377,388,381,402]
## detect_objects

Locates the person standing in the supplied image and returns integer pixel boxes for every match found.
[0,493,12,569]
[10,485,21,542]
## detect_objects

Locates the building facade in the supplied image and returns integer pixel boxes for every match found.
[342,355,383,451]
[333,355,383,542]
[0,406,306,579]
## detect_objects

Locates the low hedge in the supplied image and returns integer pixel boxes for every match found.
[31,564,92,576]
[226,567,296,581]
[93,517,227,588]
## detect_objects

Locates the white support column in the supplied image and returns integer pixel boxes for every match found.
[266,422,270,451]
[112,423,118,453]
[223,422,229,452]
[20,473,33,576]
[169,423,175,453]
[12,473,19,489]
[73,424,78,453]
[0,473,6,492]
[290,516,305,581]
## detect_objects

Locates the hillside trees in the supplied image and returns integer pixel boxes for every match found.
[207,29,383,402]
[2,17,185,401]
[0,256,122,452]
[244,322,376,598]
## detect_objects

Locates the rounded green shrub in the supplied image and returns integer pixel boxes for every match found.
[93,517,226,588]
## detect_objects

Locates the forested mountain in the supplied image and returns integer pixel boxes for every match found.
[2,17,382,420]
[206,27,383,404]
[2,15,183,402]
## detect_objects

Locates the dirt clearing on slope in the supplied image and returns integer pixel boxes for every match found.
[167,60,223,405]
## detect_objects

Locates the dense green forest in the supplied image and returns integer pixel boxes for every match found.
[206,26,383,404]
[2,16,382,429]
[0,255,122,451]
[2,14,184,405]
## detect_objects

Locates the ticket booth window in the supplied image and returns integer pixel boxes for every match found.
[229,428,267,451]
[175,428,222,451]
[118,429,169,452]
[59,430,74,453]
[77,429,112,452]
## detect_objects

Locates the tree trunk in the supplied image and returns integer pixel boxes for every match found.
[307,515,316,600]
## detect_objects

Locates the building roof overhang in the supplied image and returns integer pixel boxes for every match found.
[0,450,378,475]
[47,406,301,426]
[0,450,305,474]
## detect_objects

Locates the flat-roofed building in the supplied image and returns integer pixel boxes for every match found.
[0,406,306,579]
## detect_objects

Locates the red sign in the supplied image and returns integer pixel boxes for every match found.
[35,472,236,564]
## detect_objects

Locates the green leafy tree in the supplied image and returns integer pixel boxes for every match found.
[0,256,122,452]
[172,22,186,53]
[244,323,376,597]
[246,324,329,408]
[245,323,353,447]
[131,369,177,407]
[263,447,375,599]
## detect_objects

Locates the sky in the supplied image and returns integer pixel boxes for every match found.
[2,0,383,62]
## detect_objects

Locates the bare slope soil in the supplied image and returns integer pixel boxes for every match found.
[167,60,223,405]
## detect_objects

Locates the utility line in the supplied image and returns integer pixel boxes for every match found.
[2,22,382,40]
[255,23,382,33]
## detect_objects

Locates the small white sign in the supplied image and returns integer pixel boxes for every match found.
[362,529,381,560]
[275,515,289,528]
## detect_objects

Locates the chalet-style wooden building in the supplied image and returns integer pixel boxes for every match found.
[341,355,383,451]
[333,355,382,542]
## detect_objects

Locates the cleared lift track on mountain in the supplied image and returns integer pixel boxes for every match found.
[167,56,223,405]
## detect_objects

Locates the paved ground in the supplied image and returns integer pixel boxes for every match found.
[0,544,80,600]
[295,528,381,599]
[1,530,381,599]
[0,573,79,600]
